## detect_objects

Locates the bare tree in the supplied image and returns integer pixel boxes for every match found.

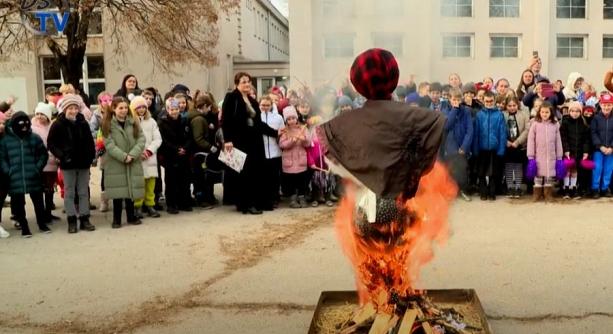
[0,0,240,90]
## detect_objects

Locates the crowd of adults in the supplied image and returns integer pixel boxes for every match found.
[1,53,613,239]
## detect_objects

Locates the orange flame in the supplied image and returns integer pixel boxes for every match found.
[334,162,457,311]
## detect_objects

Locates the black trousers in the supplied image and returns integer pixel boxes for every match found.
[165,163,192,209]
[12,192,46,228]
[262,157,281,206]
[154,163,163,203]
[283,171,309,196]
[113,198,136,223]
[478,150,502,197]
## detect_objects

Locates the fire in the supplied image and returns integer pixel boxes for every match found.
[334,162,457,312]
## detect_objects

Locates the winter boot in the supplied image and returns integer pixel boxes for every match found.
[289,195,300,209]
[67,216,78,234]
[37,221,51,234]
[298,195,308,208]
[144,205,161,218]
[533,187,543,202]
[134,207,144,219]
[79,215,96,231]
[570,187,581,200]
[99,192,109,212]
[562,187,570,200]
[543,186,555,202]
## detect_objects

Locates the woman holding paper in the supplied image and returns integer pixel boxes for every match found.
[221,72,281,215]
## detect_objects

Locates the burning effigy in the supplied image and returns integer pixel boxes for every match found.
[310,49,491,334]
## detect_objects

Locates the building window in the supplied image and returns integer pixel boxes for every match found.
[443,34,472,57]
[605,0,613,18]
[441,0,472,17]
[489,0,519,17]
[490,35,519,58]
[40,55,106,105]
[322,0,354,17]
[374,0,404,16]
[603,36,613,58]
[372,33,404,56]
[556,0,586,18]
[324,34,354,58]
[556,35,585,58]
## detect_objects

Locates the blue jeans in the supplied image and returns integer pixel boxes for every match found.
[591,151,613,191]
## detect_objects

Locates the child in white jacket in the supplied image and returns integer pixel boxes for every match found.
[131,97,162,218]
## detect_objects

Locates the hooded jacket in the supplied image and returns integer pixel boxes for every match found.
[472,107,507,156]
[187,108,213,153]
[527,120,564,178]
[31,117,58,172]
[563,72,583,101]
[0,112,48,194]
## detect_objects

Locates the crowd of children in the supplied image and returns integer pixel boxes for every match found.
[2,58,613,238]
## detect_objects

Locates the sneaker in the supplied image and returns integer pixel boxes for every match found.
[298,196,308,208]
[592,191,601,199]
[480,195,488,201]
[325,200,334,207]
[0,225,9,238]
[460,191,472,202]
[39,225,52,234]
[311,201,319,208]
[167,207,179,215]
[604,189,613,198]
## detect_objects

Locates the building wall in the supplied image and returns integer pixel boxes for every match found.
[290,0,613,91]
[0,0,288,113]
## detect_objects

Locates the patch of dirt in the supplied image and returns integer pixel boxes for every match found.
[0,209,334,334]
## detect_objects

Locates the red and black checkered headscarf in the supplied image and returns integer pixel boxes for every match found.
[350,48,399,101]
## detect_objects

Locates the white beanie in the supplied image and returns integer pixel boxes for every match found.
[34,102,53,121]
[283,106,298,121]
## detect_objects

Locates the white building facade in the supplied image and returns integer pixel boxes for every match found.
[289,0,613,90]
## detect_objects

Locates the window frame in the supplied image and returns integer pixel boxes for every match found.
[556,0,587,19]
[323,33,355,58]
[372,32,404,57]
[490,34,521,58]
[604,0,613,19]
[441,0,473,17]
[39,55,106,105]
[442,33,474,58]
[603,35,613,58]
[556,34,587,58]
[489,0,520,17]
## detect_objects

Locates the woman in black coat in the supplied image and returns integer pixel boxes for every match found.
[221,72,279,214]
[115,74,142,101]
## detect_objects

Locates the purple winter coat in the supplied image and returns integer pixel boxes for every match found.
[527,120,563,178]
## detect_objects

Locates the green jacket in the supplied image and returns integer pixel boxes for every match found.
[187,109,212,152]
[0,128,48,194]
[103,116,146,199]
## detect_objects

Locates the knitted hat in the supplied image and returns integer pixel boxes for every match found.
[57,94,82,114]
[600,93,613,104]
[567,101,583,112]
[283,106,298,121]
[462,82,476,95]
[350,48,399,100]
[130,96,148,111]
[34,102,53,120]
[338,95,353,107]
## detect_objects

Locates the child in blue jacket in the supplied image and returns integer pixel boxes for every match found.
[472,91,507,201]
[591,93,613,198]
[441,88,473,201]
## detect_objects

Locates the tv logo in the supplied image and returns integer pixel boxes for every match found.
[20,0,71,35]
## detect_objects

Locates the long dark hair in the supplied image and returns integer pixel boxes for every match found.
[102,96,141,138]
[535,101,557,123]
[517,69,535,92]
[116,74,139,98]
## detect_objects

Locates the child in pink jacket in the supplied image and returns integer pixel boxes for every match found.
[279,106,310,208]
[527,101,564,202]
[307,127,335,207]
